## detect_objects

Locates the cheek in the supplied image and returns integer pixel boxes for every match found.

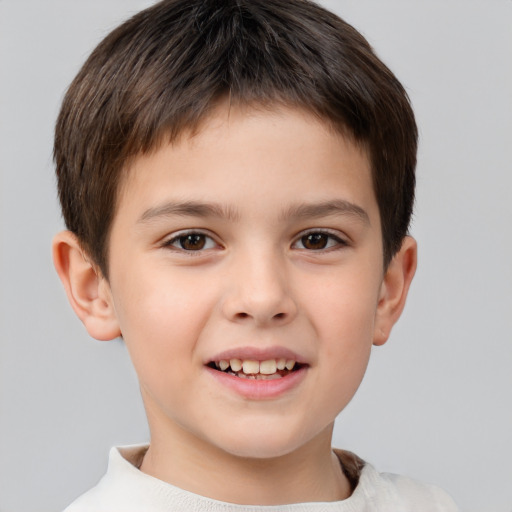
[316,296,375,379]
[306,269,381,344]
[111,270,216,377]
[304,270,380,398]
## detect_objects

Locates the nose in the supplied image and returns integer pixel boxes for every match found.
[221,250,298,327]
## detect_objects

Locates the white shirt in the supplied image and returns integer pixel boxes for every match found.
[64,445,459,511]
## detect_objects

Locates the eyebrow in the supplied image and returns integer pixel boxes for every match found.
[280,199,370,225]
[138,201,240,223]
[137,199,369,225]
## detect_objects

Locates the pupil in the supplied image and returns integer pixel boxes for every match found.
[303,233,327,250]
[180,234,205,250]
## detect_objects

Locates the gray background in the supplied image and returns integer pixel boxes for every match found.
[1,1,511,511]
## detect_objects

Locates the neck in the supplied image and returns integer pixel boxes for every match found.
[140,420,351,505]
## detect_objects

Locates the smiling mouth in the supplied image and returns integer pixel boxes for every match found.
[207,358,305,380]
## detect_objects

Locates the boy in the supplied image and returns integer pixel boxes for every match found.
[52,0,458,510]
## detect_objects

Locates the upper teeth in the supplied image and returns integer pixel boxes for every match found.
[215,358,296,374]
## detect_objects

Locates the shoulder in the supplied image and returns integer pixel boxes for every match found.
[63,445,153,512]
[377,470,458,511]
[337,451,458,512]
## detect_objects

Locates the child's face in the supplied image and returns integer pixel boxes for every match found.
[102,105,398,458]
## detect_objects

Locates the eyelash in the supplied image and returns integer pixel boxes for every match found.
[161,229,348,253]
[161,230,220,253]
[292,229,348,251]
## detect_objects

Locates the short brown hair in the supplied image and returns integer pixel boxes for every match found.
[55,0,417,277]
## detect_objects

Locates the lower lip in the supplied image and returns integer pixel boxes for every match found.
[205,366,307,400]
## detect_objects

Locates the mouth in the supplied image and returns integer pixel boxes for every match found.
[206,358,306,380]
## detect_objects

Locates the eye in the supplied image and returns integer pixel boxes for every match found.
[293,231,347,251]
[163,231,218,251]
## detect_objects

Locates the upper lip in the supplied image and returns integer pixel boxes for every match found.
[205,346,306,365]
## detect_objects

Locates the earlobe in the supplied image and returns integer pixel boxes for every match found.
[373,236,417,346]
[52,231,121,341]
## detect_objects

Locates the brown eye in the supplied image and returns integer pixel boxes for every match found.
[165,232,217,252]
[293,231,346,251]
[301,233,329,250]
[178,234,207,250]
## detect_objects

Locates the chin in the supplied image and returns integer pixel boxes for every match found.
[208,426,313,460]
[226,443,299,460]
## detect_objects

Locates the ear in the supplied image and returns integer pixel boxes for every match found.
[373,236,417,346]
[52,231,121,341]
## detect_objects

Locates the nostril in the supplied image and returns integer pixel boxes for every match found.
[234,312,287,320]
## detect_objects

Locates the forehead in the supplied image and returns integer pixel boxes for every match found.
[116,104,377,225]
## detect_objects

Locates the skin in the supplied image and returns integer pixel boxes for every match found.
[53,104,416,505]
